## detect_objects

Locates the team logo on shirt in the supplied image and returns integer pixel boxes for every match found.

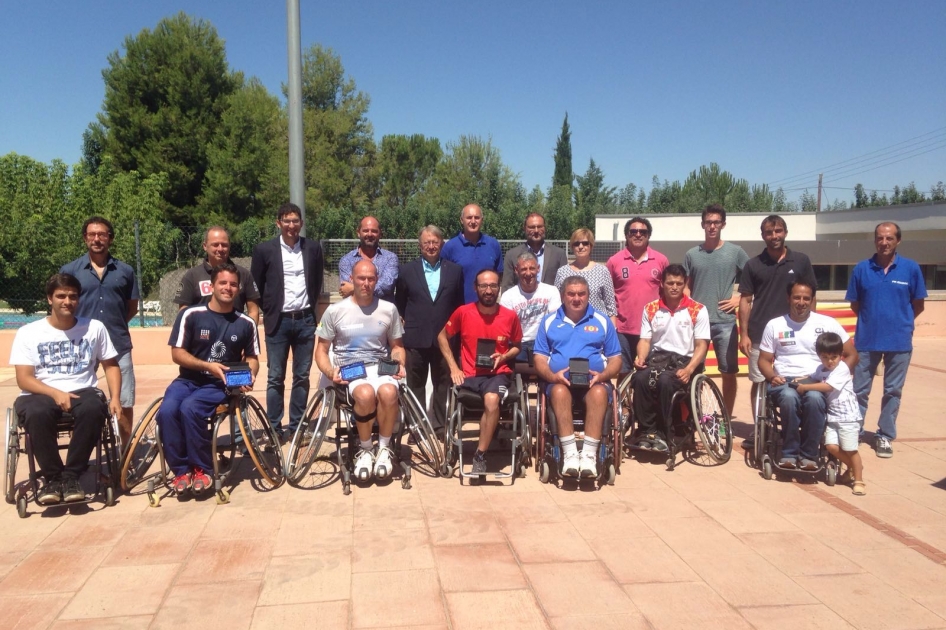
[583,325,599,332]
[210,341,226,361]
[199,280,213,296]
[778,330,794,339]
[200,329,210,340]
[230,335,238,341]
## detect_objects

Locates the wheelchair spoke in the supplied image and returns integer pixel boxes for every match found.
[120,397,164,491]
[238,395,286,488]
[401,386,444,476]
[691,376,732,464]
[287,390,332,486]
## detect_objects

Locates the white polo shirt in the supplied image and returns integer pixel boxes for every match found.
[639,296,711,357]
[759,312,849,379]
[280,236,310,312]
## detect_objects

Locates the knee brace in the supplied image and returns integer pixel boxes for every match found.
[352,410,377,424]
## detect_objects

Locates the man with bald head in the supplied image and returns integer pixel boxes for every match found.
[339,216,399,302]
[175,225,260,323]
[846,221,927,458]
[442,204,503,304]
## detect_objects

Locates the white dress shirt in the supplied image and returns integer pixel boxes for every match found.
[280,236,310,311]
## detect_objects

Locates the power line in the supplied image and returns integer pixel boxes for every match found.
[823,141,946,184]
[767,126,946,188]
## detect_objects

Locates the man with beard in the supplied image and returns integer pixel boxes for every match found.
[438,269,522,474]
[338,216,399,302]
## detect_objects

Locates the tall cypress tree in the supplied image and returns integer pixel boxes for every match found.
[552,113,573,190]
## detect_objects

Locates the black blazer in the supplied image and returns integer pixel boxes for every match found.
[394,257,464,349]
[250,236,325,332]
[501,242,569,290]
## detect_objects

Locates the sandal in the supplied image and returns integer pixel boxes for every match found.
[852,481,867,496]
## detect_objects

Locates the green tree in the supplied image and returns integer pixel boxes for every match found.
[574,158,617,226]
[376,134,442,209]
[552,113,573,190]
[97,12,240,222]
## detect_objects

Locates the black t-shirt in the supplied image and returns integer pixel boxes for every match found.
[738,247,817,344]
[174,260,260,314]
[168,306,260,384]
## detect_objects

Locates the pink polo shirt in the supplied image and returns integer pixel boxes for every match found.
[606,246,669,335]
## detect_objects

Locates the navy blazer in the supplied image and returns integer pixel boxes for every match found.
[501,242,569,290]
[250,236,324,333]
[394,257,464,349]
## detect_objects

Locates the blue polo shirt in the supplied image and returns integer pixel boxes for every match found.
[845,253,927,352]
[441,232,503,304]
[60,254,140,354]
[533,305,621,374]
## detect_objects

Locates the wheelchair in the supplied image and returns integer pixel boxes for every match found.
[286,382,442,494]
[621,369,733,471]
[119,390,285,506]
[751,382,838,484]
[442,374,529,484]
[4,403,121,518]
[535,381,621,487]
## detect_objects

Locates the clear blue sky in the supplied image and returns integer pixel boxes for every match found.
[2,1,944,206]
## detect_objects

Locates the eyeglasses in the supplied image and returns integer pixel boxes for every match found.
[571,241,591,248]
[280,219,302,226]
[627,229,649,236]
[703,220,723,227]
[476,283,500,290]
[85,231,110,239]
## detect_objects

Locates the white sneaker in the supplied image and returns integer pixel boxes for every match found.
[374,446,394,479]
[579,453,598,479]
[562,452,580,477]
[354,448,374,481]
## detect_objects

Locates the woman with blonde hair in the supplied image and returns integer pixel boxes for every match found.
[553,228,617,325]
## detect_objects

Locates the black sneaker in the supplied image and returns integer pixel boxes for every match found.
[61,477,85,503]
[36,479,62,505]
[875,436,893,458]
[471,456,487,475]
[650,436,669,453]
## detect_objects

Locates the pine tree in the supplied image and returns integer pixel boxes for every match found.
[552,113,573,190]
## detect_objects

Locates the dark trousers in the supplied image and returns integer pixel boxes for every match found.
[631,369,685,439]
[406,346,450,430]
[156,378,228,476]
[14,388,107,482]
[264,311,316,432]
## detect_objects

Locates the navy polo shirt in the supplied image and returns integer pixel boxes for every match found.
[845,253,927,352]
[533,305,621,374]
[169,306,260,384]
[738,247,817,345]
[61,254,140,354]
[442,232,503,304]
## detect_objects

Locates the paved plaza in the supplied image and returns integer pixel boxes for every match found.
[0,340,944,629]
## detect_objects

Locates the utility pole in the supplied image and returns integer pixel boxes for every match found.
[287,0,306,234]
[816,173,823,212]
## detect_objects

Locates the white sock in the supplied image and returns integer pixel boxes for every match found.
[378,435,391,450]
[360,439,373,452]
[582,437,600,458]
[560,434,578,458]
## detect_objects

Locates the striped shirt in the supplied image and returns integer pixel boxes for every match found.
[813,362,861,424]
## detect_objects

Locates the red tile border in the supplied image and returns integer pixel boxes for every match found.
[895,437,946,442]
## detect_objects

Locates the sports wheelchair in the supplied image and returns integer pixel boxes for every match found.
[620,370,733,471]
[119,390,285,506]
[751,382,838,484]
[442,374,529,484]
[286,382,442,494]
[535,382,622,487]
[4,402,121,518]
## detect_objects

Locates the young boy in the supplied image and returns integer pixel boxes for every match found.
[795,332,866,495]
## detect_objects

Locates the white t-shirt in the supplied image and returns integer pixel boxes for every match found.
[499,282,561,342]
[812,362,861,424]
[8,317,117,396]
[639,298,711,356]
[759,312,849,379]
[316,297,403,366]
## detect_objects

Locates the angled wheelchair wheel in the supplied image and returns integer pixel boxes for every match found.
[617,372,634,436]
[238,395,286,488]
[691,375,732,464]
[286,389,334,486]
[120,397,165,491]
[401,385,444,474]
[441,388,459,477]
[5,408,19,504]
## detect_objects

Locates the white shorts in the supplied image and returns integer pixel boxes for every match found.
[748,344,765,383]
[824,421,859,452]
[346,364,398,398]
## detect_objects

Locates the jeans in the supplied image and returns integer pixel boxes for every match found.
[156,378,227,476]
[853,350,912,441]
[768,382,826,461]
[709,322,739,374]
[264,311,316,432]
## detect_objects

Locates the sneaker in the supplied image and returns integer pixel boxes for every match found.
[799,459,818,471]
[579,453,598,479]
[191,468,212,494]
[354,448,374,481]
[649,436,669,453]
[778,457,797,469]
[36,479,62,506]
[562,452,580,477]
[471,456,487,475]
[374,447,394,479]
[875,436,893,458]
[632,434,653,450]
[172,472,192,494]
[61,477,85,503]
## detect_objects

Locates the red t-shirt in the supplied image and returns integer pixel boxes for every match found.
[444,303,523,376]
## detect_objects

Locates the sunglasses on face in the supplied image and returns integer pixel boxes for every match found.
[627,229,649,236]
[571,241,591,248]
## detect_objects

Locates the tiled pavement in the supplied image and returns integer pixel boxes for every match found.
[0,341,944,629]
